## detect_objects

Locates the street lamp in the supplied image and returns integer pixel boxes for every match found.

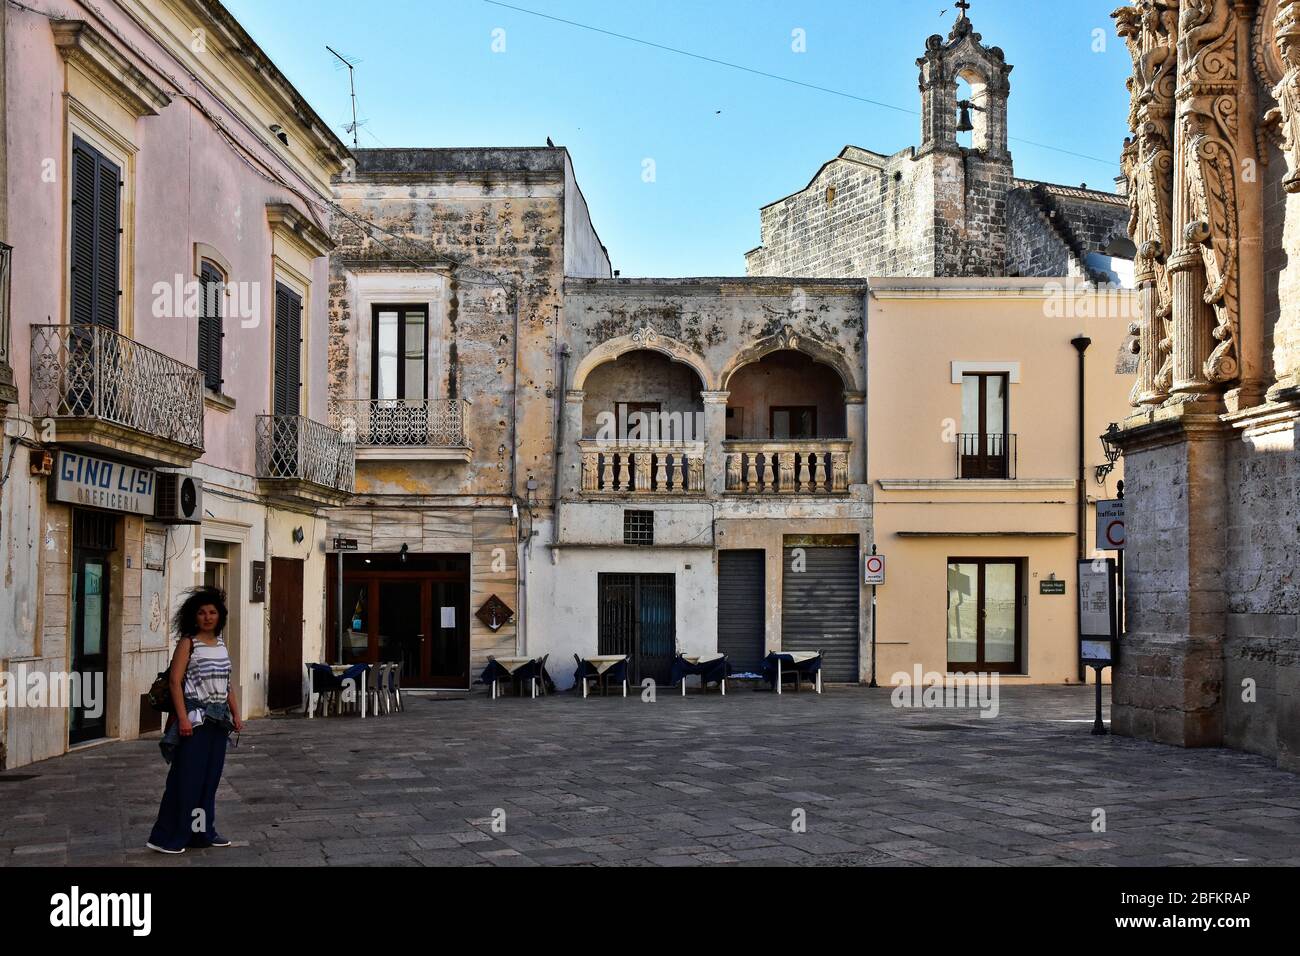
[1095,421,1122,484]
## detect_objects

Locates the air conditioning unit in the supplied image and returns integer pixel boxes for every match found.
[155,473,203,524]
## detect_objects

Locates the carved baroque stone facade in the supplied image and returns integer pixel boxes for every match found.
[1112,0,1300,771]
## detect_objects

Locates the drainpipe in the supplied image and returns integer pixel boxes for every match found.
[553,343,569,545]
[1070,333,1091,684]
[863,286,874,687]
[511,289,524,655]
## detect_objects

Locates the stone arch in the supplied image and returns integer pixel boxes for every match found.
[570,325,716,391]
[718,327,860,393]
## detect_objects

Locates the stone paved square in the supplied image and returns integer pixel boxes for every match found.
[2,686,1298,867]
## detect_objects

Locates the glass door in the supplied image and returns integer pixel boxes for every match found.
[429,579,469,689]
[70,550,110,744]
[377,581,423,682]
[946,559,1022,673]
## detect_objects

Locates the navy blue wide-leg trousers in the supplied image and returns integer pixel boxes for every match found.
[148,722,228,850]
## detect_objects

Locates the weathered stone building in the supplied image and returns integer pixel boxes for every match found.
[325,147,609,688]
[531,278,872,686]
[746,14,1134,282]
[1110,0,1300,772]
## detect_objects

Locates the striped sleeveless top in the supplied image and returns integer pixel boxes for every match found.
[183,636,232,724]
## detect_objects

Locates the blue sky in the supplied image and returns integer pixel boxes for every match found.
[225,0,1133,277]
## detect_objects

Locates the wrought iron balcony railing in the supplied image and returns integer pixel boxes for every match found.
[723,439,852,494]
[256,414,355,494]
[29,323,204,453]
[956,433,1017,480]
[329,398,470,449]
[579,439,705,494]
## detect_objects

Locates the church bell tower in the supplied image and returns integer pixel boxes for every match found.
[915,3,1016,276]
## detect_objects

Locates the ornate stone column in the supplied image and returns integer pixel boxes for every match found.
[701,391,729,498]
[1267,0,1300,395]
[1114,1,1178,405]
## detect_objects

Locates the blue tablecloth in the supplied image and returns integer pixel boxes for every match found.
[574,657,629,687]
[671,654,730,687]
[480,658,556,694]
[761,652,822,688]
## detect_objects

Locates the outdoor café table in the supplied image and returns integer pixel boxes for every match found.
[763,651,823,695]
[306,663,369,718]
[482,656,541,699]
[672,653,729,696]
[576,655,629,698]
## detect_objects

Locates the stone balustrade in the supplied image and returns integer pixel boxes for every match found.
[723,440,851,494]
[579,440,705,495]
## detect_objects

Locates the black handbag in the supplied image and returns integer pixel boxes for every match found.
[147,671,172,713]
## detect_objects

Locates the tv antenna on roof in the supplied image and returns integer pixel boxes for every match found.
[326,45,362,149]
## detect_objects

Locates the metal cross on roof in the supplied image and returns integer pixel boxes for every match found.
[955,0,971,17]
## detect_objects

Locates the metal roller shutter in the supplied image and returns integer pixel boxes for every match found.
[718,550,765,674]
[782,546,860,682]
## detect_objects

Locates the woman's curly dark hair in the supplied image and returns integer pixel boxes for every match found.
[173,586,228,639]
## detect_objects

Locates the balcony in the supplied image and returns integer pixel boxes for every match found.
[579,440,705,495]
[329,398,472,462]
[724,440,851,494]
[957,433,1017,480]
[29,323,204,466]
[256,414,355,507]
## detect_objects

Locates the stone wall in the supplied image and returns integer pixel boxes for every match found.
[929,150,1013,277]
[746,145,1129,282]
[746,148,932,279]
[1110,410,1228,748]
[1221,420,1300,769]
[1006,188,1076,278]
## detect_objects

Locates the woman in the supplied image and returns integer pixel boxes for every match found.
[146,586,243,854]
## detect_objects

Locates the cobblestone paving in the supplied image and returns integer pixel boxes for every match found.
[2,686,1298,867]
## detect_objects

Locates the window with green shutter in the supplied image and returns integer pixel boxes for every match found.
[69,137,121,331]
[198,261,224,392]
[273,281,302,417]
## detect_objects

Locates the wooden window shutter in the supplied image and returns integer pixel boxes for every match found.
[198,262,223,392]
[69,138,121,331]
[273,282,301,417]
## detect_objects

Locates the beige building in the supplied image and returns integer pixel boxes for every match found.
[868,279,1135,685]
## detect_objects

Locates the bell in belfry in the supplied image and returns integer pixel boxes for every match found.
[956,100,975,133]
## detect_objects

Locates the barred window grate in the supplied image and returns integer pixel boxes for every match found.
[623,510,654,546]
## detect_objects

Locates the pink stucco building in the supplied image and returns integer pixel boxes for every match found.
[0,0,352,768]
